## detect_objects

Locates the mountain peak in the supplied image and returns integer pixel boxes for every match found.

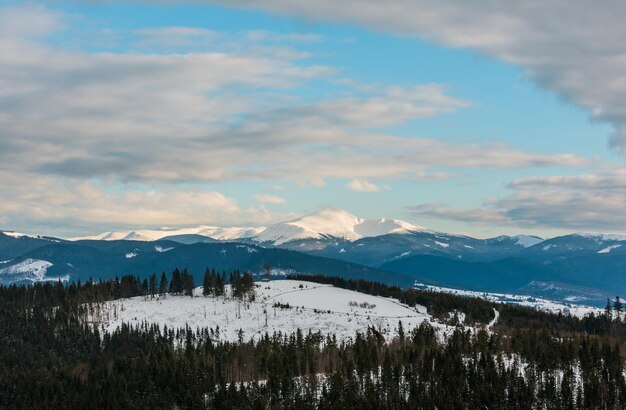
[254,208,425,245]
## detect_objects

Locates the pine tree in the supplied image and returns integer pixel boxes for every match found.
[203,268,212,297]
[170,268,182,294]
[149,273,157,298]
[159,272,168,296]
[185,270,194,297]
[615,296,623,321]
[606,298,614,321]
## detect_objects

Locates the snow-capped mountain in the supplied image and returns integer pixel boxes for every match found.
[73,225,265,242]
[523,232,626,259]
[253,208,426,245]
[70,208,426,245]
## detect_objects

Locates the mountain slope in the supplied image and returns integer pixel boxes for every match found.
[0,231,65,260]
[380,253,618,305]
[254,208,425,245]
[73,226,265,242]
[1,240,414,287]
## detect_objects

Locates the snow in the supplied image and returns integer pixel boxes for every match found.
[0,258,69,284]
[96,280,447,343]
[254,208,425,245]
[71,225,265,242]
[1,231,58,241]
[574,232,626,242]
[434,241,449,248]
[414,282,601,318]
[598,244,622,253]
[125,252,137,259]
[487,308,499,330]
[235,245,257,253]
[514,235,544,247]
[154,245,173,253]
[1,231,30,238]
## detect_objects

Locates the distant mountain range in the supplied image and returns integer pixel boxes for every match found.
[2,208,626,306]
[70,208,426,244]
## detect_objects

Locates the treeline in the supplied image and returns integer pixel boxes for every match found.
[1,272,626,407]
[289,274,626,342]
[1,288,624,408]
[288,274,496,324]
[0,267,255,319]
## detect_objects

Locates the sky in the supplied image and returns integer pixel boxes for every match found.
[2,0,626,238]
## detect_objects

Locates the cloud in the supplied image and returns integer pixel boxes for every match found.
[0,176,295,236]
[414,170,457,182]
[409,203,509,225]
[255,193,286,204]
[192,0,626,152]
[0,5,598,235]
[411,168,626,232]
[0,7,585,187]
[347,179,381,192]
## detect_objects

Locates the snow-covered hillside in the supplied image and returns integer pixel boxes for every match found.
[254,208,426,245]
[94,280,447,342]
[0,258,69,284]
[414,282,601,318]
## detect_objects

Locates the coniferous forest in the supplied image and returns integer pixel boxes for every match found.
[1,271,626,409]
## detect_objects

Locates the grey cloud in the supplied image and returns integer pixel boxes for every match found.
[186,0,626,152]
[0,11,586,185]
[412,169,626,232]
[0,4,602,235]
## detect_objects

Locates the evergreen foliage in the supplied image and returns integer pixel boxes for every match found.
[0,273,625,408]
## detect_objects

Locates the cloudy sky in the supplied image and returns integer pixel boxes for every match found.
[2,0,626,238]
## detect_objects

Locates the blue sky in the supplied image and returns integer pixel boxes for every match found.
[1,1,626,237]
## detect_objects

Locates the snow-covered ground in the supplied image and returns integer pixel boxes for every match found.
[414,282,601,318]
[94,280,449,343]
[0,258,69,284]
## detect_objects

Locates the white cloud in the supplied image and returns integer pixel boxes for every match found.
[347,179,380,192]
[255,194,286,204]
[198,0,626,152]
[0,5,599,235]
[411,168,626,232]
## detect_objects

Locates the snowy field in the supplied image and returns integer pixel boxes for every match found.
[414,282,602,318]
[93,280,450,343]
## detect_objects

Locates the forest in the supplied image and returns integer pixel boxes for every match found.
[1,270,625,409]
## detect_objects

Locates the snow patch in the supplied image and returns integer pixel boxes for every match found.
[154,245,173,253]
[514,235,544,248]
[125,252,137,259]
[434,241,449,248]
[598,244,622,253]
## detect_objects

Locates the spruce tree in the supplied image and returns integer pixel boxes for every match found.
[615,296,623,321]
[203,268,212,297]
[149,273,157,298]
[159,272,168,296]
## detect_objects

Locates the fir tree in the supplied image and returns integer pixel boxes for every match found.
[159,272,168,296]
